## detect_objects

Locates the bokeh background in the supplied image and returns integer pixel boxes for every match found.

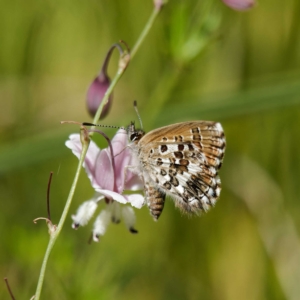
[1,0,300,299]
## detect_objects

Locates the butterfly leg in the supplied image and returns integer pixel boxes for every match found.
[144,181,166,221]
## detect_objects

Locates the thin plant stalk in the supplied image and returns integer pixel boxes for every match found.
[130,5,162,59]
[33,4,164,299]
[34,140,89,299]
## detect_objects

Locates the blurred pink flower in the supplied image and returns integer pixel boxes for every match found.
[65,129,144,239]
[222,0,256,11]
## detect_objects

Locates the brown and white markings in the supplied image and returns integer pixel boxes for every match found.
[128,121,226,221]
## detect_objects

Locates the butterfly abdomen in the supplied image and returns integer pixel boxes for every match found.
[145,184,166,221]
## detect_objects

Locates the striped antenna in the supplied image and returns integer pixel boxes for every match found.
[82,122,125,130]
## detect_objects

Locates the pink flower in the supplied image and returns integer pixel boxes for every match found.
[222,0,256,11]
[65,129,144,240]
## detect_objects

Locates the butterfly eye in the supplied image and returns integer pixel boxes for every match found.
[130,130,144,142]
[130,133,137,141]
[130,132,140,142]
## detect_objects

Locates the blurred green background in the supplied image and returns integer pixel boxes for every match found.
[1,0,300,299]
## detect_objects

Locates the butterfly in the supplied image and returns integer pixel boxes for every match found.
[127,121,226,220]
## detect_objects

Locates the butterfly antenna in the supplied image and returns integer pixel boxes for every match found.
[133,100,143,130]
[82,122,125,130]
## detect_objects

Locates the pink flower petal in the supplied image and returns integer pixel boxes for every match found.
[108,129,143,192]
[66,134,102,189]
[96,189,127,204]
[95,189,144,208]
[94,148,114,191]
[109,129,131,191]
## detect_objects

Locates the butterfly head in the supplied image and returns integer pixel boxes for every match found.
[127,121,145,143]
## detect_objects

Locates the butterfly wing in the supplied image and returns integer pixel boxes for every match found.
[138,121,225,216]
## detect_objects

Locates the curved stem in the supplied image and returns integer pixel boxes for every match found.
[100,43,124,78]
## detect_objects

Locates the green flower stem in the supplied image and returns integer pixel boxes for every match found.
[34,140,89,300]
[33,3,164,299]
[131,6,162,59]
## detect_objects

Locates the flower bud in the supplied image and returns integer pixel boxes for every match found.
[86,44,122,119]
[86,71,113,119]
[222,0,256,11]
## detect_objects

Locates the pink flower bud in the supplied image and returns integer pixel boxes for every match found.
[86,71,113,119]
[86,44,122,119]
[222,0,256,11]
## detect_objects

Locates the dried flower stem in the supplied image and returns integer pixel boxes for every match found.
[33,4,164,299]
[47,172,53,221]
[4,277,15,300]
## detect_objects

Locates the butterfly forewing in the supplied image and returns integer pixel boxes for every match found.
[130,121,225,220]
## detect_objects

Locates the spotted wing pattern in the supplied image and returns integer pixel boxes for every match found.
[136,121,225,220]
